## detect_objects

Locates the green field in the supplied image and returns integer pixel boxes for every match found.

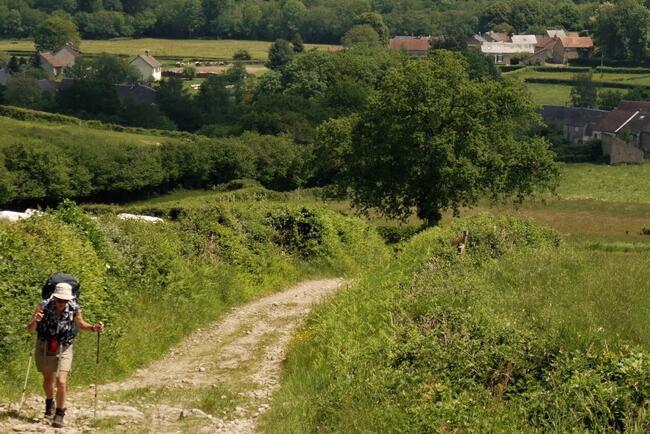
[263,214,650,433]
[0,38,339,61]
[506,67,640,106]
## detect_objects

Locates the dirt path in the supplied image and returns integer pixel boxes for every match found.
[0,279,344,433]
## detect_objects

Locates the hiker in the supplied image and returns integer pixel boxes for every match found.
[26,282,105,428]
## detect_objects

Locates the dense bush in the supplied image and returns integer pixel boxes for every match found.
[0,200,387,398]
[264,214,650,433]
[0,116,311,206]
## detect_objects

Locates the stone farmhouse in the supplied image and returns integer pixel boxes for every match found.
[541,101,650,164]
[39,44,80,76]
[470,29,594,65]
[130,51,162,82]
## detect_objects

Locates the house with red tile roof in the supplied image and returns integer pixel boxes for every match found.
[38,44,80,76]
[553,36,594,64]
[388,36,431,57]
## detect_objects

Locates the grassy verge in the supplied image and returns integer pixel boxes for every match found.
[0,38,339,61]
[0,195,388,400]
[262,214,650,433]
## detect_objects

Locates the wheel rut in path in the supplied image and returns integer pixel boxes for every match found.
[0,278,344,433]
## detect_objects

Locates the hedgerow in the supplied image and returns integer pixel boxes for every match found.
[0,200,387,398]
[0,114,310,205]
[263,214,650,433]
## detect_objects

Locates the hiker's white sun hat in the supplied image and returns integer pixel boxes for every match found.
[52,282,74,301]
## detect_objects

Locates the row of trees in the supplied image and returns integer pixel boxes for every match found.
[0,0,648,59]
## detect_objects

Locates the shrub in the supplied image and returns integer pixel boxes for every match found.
[233,49,251,61]
[0,200,388,398]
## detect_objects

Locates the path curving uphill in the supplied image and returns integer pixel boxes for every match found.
[0,279,344,433]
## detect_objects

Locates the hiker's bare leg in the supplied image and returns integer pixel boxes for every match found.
[55,372,68,409]
[43,373,55,400]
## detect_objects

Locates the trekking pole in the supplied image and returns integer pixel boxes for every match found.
[17,351,33,415]
[94,330,100,419]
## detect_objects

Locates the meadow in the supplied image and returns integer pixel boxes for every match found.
[0,38,339,61]
[507,66,650,106]
[263,214,650,433]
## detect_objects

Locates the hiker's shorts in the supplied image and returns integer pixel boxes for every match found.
[35,340,74,374]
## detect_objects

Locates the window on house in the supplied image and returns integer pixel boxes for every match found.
[496,54,504,63]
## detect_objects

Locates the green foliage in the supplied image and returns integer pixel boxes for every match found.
[266,39,294,70]
[592,0,650,64]
[233,49,252,61]
[33,16,80,53]
[0,198,387,398]
[0,115,311,206]
[330,50,559,225]
[65,53,140,85]
[263,214,650,433]
[571,72,598,108]
[341,25,380,47]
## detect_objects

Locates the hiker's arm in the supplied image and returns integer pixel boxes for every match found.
[74,312,105,333]
[27,306,43,333]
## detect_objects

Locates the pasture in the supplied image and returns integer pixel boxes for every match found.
[507,66,650,106]
[0,38,339,61]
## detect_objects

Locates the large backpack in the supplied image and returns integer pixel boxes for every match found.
[42,272,81,301]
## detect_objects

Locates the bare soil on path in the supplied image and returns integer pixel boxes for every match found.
[0,279,344,433]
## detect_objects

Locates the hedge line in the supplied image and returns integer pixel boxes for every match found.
[0,125,310,206]
[524,77,650,90]
[0,105,194,139]
[533,66,650,74]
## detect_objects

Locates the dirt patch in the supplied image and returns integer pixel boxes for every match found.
[0,279,344,433]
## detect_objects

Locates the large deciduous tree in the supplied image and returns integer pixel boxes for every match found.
[591,0,650,63]
[33,16,80,53]
[325,50,558,226]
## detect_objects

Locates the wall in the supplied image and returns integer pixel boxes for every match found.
[601,133,645,164]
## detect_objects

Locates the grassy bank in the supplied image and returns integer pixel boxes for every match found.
[263,214,650,432]
[0,196,388,400]
[0,38,338,61]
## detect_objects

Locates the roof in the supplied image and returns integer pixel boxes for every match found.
[560,36,593,48]
[485,31,510,42]
[0,68,9,86]
[36,79,58,92]
[541,105,608,128]
[511,35,537,45]
[115,84,157,105]
[39,52,62,68]
[593,101,650,133]
[133,53,161,68]
[388,36,431,52]
[546,30,566,38]
[534,36,558,52]
[480,42,535,54]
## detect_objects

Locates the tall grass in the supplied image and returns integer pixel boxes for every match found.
[263,214,650,433]
[0,198,388,400]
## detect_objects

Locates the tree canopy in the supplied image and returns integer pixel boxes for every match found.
[33,16,80,52]
[324,51,559,225]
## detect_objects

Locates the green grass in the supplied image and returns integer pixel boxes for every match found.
[0,115,167,148]
[557,162,650,203]
[0,38,339,61]
[508,67,645,106]
[525,82,573,105]
[0,197,388,402]
[262,214,650,433]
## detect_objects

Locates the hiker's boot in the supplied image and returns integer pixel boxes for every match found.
[52,408,66,428]
[44,398,55,419]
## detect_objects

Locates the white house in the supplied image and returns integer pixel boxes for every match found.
[510,35,538,52]
[130,51,162,82]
